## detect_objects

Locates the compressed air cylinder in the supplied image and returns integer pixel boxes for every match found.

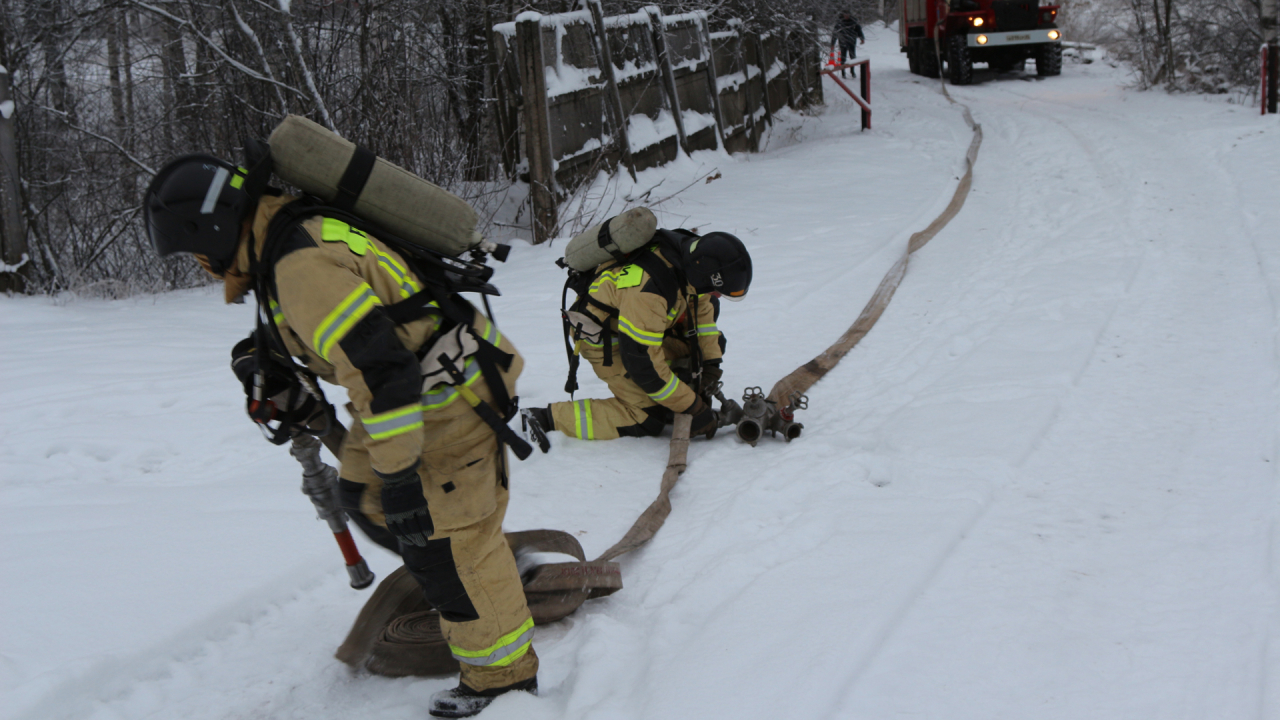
[268,115,482,257]
[562,207,658,272]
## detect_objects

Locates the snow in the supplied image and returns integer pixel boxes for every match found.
[276,0,290,13]
[0,100,13,120]
[4,22,1280,720]
[680,110,717,136]
[603,10,651,30]
[716,70,747,92]
[661,11,706,26]
[625,109,679,153]
[764,58,787,82]
[0,253,28,272]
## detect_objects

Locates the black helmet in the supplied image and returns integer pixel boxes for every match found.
[143,155,252,271]
[681,231,752,300]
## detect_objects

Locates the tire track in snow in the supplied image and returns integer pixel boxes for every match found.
[818,78,1179,712]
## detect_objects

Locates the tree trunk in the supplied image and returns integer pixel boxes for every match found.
[0,68,28,292]
[121,9,135,137]
[38,0,75,123]
[160,5,192,152]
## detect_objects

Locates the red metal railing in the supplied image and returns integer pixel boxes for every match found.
[820,55,872,130]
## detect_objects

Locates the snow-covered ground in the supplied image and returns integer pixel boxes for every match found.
[3,24,1278,720]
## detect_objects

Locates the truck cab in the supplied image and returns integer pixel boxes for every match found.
[901,0,1063,84]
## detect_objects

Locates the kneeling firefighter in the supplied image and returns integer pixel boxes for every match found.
[145,129,537,718]
[521,209,752,446]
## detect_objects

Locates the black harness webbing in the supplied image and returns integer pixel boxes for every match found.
[333,146,377,213]
[560,241,706,398]
[251,198,531,459]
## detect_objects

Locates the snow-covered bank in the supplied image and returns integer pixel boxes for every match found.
[3,23,1278,720]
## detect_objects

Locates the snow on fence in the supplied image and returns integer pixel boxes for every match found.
[492,1,823,243]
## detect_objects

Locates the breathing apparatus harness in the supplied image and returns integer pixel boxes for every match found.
[234,140,533,460]
[558,227,705,399]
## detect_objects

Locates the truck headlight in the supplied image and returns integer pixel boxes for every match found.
[1048,29,1061,40]
[976,34,989,45]
[972,17,984,26]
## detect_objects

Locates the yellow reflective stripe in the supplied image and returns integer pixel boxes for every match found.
[314,284,379,361]
[421,357,484,410]
[618,316,663,346]
[648,374,680,402]
[229,173,245,189]
[268,299,285,326]
[365,405,424,440]
[667,307,679,322]
[476,317,502,346]
[571,399,594,440]
[589,268,625,293]
[450,617,535,667]
[321,218,369,255]
[370,243,422,298]
[696,323,719,336]
[578,335,620,349]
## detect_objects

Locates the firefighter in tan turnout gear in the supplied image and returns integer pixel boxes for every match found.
[521,228,752,446]
[144,154,536,718]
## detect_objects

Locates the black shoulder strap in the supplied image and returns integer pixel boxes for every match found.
[334,146,377,213]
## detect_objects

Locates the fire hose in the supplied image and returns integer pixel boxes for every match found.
[333,89,984,677]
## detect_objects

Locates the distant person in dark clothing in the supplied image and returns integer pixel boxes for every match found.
[831,12,866,78]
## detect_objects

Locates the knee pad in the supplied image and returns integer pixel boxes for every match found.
[401,538,481,622]
[619,407,669,437]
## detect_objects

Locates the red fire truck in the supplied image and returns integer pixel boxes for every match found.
[900,0,1063,84]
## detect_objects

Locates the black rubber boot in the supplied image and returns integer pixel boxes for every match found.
[429,677,538,718]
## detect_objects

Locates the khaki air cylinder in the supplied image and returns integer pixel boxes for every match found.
[268,115,482,256]
[562,207,658,272]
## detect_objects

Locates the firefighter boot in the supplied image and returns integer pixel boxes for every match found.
[429,676,538,718]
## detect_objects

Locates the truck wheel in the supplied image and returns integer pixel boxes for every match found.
[908,39,921,75]
[920,39,942,78]
[1036,43,1063,76]
[948,35,973,85]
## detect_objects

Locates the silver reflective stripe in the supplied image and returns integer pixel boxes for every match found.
[200,167,229,214]
[453,624,536,666]
[364,407,424,440]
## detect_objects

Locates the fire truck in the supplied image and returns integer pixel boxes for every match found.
[900,0,1063,84]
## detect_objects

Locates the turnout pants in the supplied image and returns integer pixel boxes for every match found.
[548,339,688,441]
[339,383,537,691]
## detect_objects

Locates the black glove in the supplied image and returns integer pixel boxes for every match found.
[699,360,723,397]
[378,460,432,547]
[685,395,719,439]
[230,334,318,433]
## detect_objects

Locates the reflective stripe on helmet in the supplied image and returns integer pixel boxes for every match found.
[200,167,229,214]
